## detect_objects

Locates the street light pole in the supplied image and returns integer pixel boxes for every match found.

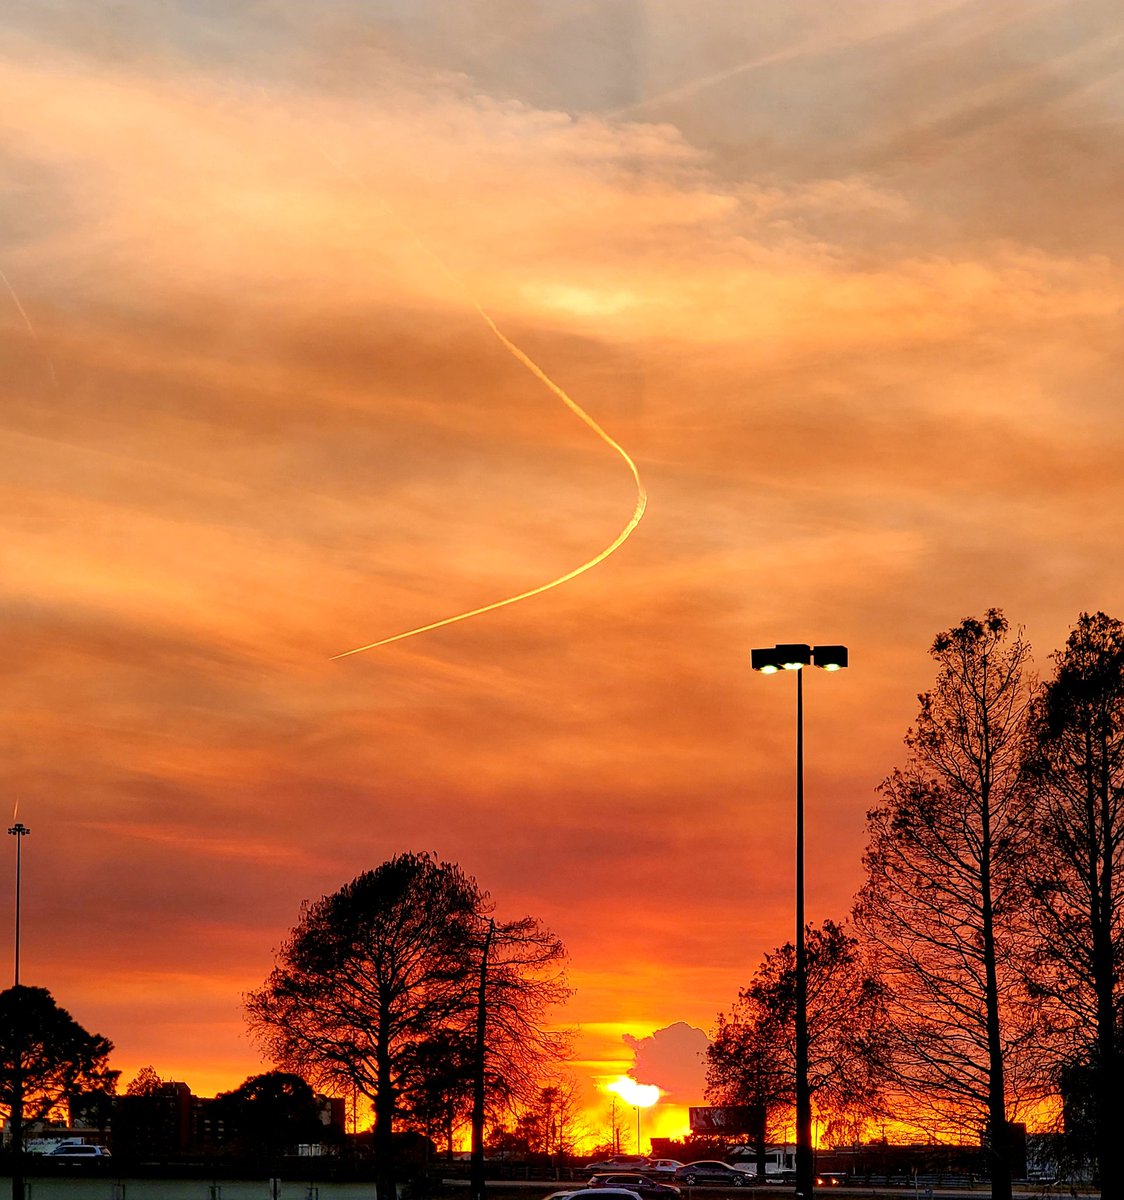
[794,664,810,1200]
[750,643,848,1200]
[7,821,30,1200]
[7,823,29,988]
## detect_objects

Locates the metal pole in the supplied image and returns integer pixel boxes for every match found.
[794,670,813,1200]
[7,821,29,1200]
[470,917,495,1200]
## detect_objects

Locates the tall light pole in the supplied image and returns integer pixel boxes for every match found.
[750,643,848,1200]
[7,823,29,987]
[7,821,30,1200]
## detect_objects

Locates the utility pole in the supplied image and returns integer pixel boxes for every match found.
[470,918,495,1200]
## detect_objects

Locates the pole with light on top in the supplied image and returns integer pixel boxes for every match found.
[7,823,29,988]
[749,643,848,1200]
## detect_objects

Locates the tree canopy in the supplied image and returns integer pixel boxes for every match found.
[0,986,117,1125]
[215,1070,327,1156]
[245,851,568,1198]
[707,919,888,1157]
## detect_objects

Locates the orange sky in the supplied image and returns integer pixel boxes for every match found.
[3,0,1124,1148]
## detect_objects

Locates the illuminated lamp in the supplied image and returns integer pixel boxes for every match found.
[750,647,783,673]
[812,645,848,671]
[776,643,812,670]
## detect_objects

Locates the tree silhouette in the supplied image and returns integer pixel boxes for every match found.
[708,919,888,1164]
[396,1029,475,1157]
[246,853,479,1199]
[215,1070,326,1157]
[1026,611,1124,1193]
[0,986,117,1122]
[854,610,1041,1200]
[246,852,568,1200]
[0,983,117,1196]
[125,1065,165,1096]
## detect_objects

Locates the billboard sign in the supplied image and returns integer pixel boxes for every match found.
[688,1106,761,1135]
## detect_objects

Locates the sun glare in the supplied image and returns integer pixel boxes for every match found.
[606,1076,661,1108]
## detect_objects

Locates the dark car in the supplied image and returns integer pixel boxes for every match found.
[587,1156,653,1173]
[589,1174,681,1198]
[673,1162,748,1187]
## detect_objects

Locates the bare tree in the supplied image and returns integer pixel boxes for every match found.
[1026,611,1124,1194]
[477,914,570,1105]
[497,1076,587,1167]
[707,919,888,1169]
[707,986,790,1175]
[469,911,570,1200]
[125,1065,165,1096]
[854,610,1041,1200]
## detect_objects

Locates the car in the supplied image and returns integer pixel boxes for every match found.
[568,1190,646,1200]
[588,1174,681,1198]
[815,1173,845,1187]
[47,1143,111,1162]
[673,1161,748,1187]
[646,1160,686,1176]
[588,1156,653,1173]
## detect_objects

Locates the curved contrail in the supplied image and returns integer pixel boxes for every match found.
[326,156,646,659]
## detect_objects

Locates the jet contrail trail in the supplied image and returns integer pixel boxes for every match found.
[0,266,58,388]
[325,153,647,660]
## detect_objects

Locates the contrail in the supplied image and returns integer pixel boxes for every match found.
[325,154,647,659]
[610,0,977,118]
[0,266,58,388]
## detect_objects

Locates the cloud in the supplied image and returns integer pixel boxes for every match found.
[624,1022,711,1103]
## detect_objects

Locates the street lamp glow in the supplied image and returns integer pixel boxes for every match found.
[812,645,848,671]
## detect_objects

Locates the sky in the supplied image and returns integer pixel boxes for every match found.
[3,0,1124,1147]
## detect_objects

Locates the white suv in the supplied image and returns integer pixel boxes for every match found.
[49,1143,111,1161]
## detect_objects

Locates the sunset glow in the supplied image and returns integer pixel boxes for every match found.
[606,1077,662,1110]
[3,0,1123,1151]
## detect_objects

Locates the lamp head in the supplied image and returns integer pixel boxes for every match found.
[751,647,783,673]
[775,643,811,670]
[812,644,848,671]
